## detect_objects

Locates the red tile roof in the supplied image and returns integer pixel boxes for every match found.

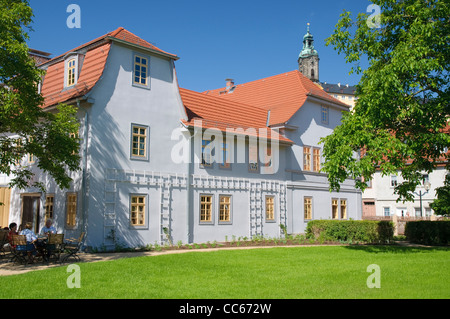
[41,43,111,108]
[40,27,178,108]
[204,70,349,126]
[179,88,293,144]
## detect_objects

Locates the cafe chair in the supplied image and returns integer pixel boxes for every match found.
[61,232,85,263]
[0,230,9,258]
[47,233,65,263]
[10,235,35,265]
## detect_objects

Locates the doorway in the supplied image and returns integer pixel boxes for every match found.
[0,187,11,227]
[21,194,41,233]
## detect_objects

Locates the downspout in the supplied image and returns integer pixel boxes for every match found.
[78,100,90,248]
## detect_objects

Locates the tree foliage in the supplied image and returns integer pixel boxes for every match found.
[0,0,80,191]
[321,0,449,202]
[430,174,450,216]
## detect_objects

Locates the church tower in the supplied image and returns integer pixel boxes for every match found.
[298,23,319,82]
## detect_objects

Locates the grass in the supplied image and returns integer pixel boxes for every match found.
[0,245,449,299]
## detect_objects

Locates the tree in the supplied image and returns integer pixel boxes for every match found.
[0,0,80,192]
[430,174,450,216]
[321,0,449,203]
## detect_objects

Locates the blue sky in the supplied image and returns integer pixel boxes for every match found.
[27,0,372,92]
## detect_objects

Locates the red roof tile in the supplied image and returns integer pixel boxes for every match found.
[179,88,293,144]
[40,27,177,108]
[41,43,111,108]
[204,70,349,126]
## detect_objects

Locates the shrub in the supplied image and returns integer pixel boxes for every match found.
[405,221,450,245]
[306,220,394,244]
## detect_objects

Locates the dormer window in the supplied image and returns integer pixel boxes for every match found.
[65,56,78,88]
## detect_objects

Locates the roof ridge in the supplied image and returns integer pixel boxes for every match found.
[109,26,125,37]
[204,70,300,94]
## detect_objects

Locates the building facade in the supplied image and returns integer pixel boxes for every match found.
[3,27,362,250]
[362,167,447,218]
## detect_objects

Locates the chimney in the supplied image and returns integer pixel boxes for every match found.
[28,48,52,65]
[337,82,341,87]
[225,78,235,91]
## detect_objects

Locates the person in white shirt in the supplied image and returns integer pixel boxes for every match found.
[20,222,38,244]
[40,219,57,236]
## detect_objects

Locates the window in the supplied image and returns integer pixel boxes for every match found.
[67,58,76,87]
[45,195,54,220]
[69,131,79,155]
[200,195,213,223]
[133,55,149,86]
[303,146,311,171]
[313,148,320,172]
[383,207,390,217]
[265,196,275,221]
[304,197,312,220]
[131,125,148,159]
[66,193,77,227]
[390,175,398,187]
[321,106,329,124]
[219,195,231,223]
[422,174,429,185]
[248,143,258,172]
[28,137,35,164]
[340,199,347,219]
[201,138,213,167]
[219,142,230,169]
[332,199,339,219]
[130,195,146,226]
[15,138,23,166]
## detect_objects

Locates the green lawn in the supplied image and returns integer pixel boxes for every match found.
[0,245,449,299]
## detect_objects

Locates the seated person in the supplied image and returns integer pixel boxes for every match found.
[19,222,38,244]
[40,219,57,236]
[8,222,18,242]
[19,222,38,261]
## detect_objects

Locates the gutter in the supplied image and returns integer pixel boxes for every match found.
[77,100,90,249]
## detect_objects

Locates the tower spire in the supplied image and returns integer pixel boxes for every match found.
[298,23,319,82]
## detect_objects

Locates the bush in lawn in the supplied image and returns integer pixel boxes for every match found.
[306,220,394,244]
[405,221,450,245]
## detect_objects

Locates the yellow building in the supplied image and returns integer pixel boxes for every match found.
[320,82,357,109]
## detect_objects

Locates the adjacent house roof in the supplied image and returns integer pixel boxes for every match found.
[321,82,357,95]
[179,88,293,144]
[39,27,178,108]
[203,70,349,126]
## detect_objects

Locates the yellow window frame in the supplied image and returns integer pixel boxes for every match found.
[219,195,231,222]
[132,125,147,157]
[266,196,275,221]
[130,195,146,226]
[200,195,212,222]
[67,59,76,87]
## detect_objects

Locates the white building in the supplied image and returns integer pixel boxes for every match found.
[362,167,448,217]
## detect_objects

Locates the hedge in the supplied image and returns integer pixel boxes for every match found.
[306,220,394,244]
[405,221,450,245]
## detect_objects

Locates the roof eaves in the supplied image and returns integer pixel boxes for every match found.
[107,36,179,60]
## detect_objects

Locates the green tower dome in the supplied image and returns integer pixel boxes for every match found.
[299,23,318,58]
